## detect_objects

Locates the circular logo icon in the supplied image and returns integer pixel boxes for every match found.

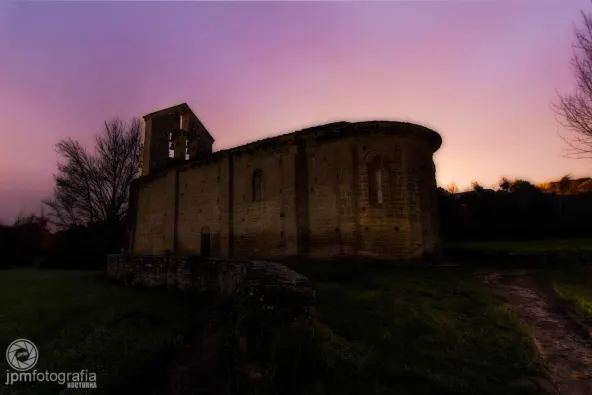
[6,339,38,371]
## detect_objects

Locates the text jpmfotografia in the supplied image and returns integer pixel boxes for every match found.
[5,338,98,389]
[5,369,97,388]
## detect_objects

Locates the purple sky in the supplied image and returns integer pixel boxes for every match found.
[1,0,591,223]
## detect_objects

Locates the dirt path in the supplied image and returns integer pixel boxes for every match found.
[476,269,592,395]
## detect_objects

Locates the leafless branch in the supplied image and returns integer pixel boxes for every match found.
[554,9,592,159]
[43,117,143,229]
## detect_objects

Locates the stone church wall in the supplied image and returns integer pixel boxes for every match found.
[131,121,442,261]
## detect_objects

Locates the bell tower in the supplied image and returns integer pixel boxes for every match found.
[141,103,215,176]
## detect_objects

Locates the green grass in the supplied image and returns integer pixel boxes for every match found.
[445,238,592,253]
[0,266,549,395]
[0,269,189,395]
[290,262,547,395]
[546,267,592,314]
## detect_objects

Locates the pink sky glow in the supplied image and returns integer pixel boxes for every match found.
[1,0,591,223]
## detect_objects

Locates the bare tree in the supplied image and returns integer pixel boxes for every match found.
[446,181,459,194]
[13,210,48,228]
[554,10,592,159]
[43,118,143,229]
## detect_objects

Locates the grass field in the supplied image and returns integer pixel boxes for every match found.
[546,267,592,314]
[444,238,592,253]
[0,270,189,395]
[290,262,546,395]
[0,266,548,395]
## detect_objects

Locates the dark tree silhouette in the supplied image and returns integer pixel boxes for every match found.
[43,118,143,229]
[554,10,592,159]
[437,186,450,196]
[509,179,540,194]
[498,177,512,191]
[557,174,574,194]
[470,181,484,193]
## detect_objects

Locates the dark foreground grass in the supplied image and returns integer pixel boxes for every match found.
[444,238,592,253]
[290,262,547,395]
[0,270,189,395]
[0,266,548,395]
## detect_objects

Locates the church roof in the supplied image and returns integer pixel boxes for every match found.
[143,103,214,143]
[143,102,193,119]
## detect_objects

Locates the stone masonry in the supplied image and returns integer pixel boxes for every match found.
[128,103,443,261]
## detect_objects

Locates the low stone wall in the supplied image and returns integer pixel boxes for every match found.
[106,254,316,394]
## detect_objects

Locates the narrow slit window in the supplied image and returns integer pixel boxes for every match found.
[376,169,383,204]
[252,169,264,202]
[368,155,389,205]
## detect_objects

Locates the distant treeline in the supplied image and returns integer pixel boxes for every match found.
[0,213,124,270]
[2,176,591,269]
[439,176,592,242]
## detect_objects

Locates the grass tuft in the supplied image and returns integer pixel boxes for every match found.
[547,267,592,314]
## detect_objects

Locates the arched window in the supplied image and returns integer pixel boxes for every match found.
[252,169,264,202]
[368,155,389,205]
